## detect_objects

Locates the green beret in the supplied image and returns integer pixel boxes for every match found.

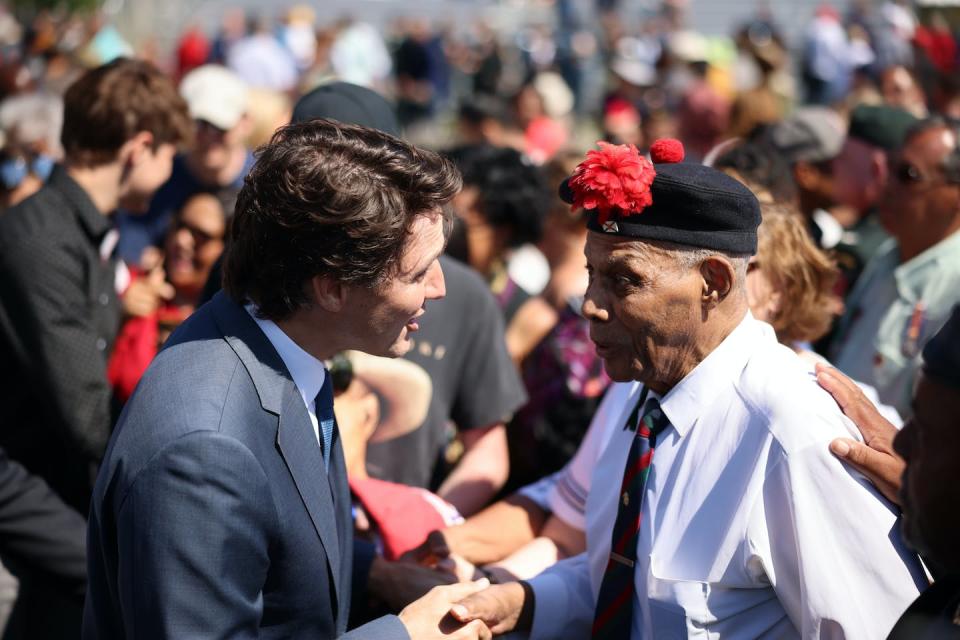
[848,105,918,151]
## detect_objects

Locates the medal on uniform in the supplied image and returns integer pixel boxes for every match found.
[901,301,926,359]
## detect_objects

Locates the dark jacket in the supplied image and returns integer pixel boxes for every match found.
[0,166,120,512]
[83,292,407,639]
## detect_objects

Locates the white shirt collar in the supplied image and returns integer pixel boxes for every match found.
[245,305,327,410]
[660,311,770,438]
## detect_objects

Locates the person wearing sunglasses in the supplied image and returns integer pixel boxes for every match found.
[830,117,960,420]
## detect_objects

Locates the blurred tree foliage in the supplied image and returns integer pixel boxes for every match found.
[11,0,99,12]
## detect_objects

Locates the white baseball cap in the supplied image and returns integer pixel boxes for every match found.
[179,64,248,131]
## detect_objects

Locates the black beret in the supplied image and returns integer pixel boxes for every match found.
[291,81,400,136]
[848,105,918,152]
[922,305,960,389]
[560,148,761,254]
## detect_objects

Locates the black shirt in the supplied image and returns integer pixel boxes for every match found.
[365,256,527,489]
[0,166,120,511]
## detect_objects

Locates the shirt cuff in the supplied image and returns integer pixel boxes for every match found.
[528,568,576,640]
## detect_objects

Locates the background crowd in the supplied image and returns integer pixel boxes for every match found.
[0,0,958,637]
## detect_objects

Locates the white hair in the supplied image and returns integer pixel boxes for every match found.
[0,92,63,156]
[641,239,750,290]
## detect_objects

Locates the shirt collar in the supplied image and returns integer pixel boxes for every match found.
[894,230,960,302]
[658,311,771,438]
[47,165,113,244]
[245,305,327,410]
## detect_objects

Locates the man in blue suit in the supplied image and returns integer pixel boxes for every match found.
[83,119,493,639]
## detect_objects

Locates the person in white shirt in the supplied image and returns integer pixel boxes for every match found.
[448,139,926,639]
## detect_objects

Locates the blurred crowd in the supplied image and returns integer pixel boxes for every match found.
[0,0,958,637]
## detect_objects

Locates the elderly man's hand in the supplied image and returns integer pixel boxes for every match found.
[449,581,532,636]
[398,580,493,640]
[815,364,905,506]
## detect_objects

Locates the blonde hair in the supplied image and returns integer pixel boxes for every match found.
[757,203,841,343]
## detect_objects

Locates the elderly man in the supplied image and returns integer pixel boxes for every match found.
[448,140,925,638]
[830,117,960,418]
[819,306,960,637]
[84,120,491,639]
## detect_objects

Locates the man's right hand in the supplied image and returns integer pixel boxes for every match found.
[398,580,493,640]
[450,582,531,636]
[816,363,905,505]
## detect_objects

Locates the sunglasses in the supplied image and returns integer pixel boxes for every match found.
[892,160,959,188]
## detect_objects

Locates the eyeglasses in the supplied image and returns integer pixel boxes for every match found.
[172,217,223,248]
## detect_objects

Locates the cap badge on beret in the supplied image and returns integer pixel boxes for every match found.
[568,139,685,229]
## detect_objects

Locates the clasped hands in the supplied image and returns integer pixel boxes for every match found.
[392,533,529,638]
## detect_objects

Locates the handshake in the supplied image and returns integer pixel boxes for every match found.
[373,531,532,639]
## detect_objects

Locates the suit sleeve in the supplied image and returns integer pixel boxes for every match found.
[0,237,113,460]
[0,448,87,598]
[527,552,594,639]
[340,615,409,640]
[115,431,277,639]
[749,443,927,639]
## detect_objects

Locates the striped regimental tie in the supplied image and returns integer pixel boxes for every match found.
[592,393,671,639]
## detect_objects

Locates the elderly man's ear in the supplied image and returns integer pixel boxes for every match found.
[699,257,736,306]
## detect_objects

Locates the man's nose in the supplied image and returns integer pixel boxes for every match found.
[426,261,446,300]
[582,293,608,322]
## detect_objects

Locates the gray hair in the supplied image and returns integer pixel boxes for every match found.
[641,238,750,290]
[0,92,64,156]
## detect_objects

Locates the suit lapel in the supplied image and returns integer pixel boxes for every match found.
[211,292,344,607]
[277,387,343,607]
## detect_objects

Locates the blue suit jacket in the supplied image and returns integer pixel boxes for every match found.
[83,292,408,639]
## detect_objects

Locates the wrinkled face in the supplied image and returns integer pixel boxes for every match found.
[164,194,226,297]
[894,373,960,575]
[343,211,447,358]
[880,127,960,247]
[582,232,703,390]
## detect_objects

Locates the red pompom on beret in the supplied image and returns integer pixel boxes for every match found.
[649,138,685,164]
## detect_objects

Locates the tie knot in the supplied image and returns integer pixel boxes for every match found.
[640,397,670,439]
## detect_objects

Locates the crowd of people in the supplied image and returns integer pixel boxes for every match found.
[0,0,957,638]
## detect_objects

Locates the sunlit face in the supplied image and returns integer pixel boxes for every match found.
[879,127,960,248]
[164,194,226,298]
[893,373,960,575]
[192,119,246,176]
[582,232,704,391]
[125,143,177,204]
[342,212,447,358]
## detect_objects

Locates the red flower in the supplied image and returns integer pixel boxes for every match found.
[568,142,656,224]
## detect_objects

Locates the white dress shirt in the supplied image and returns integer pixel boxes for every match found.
[528,314,926,639]
[247,307,325,445]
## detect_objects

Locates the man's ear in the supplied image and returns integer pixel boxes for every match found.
[700,256,735,307]
[310,274,346,313]
[118,131,155,167]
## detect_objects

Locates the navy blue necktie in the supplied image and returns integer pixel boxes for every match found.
[314,372,335,471]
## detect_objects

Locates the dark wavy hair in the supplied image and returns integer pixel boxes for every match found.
[223,119,461,321]
[448,144,549,247]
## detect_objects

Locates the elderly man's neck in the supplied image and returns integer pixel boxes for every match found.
[646,303,748,395]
